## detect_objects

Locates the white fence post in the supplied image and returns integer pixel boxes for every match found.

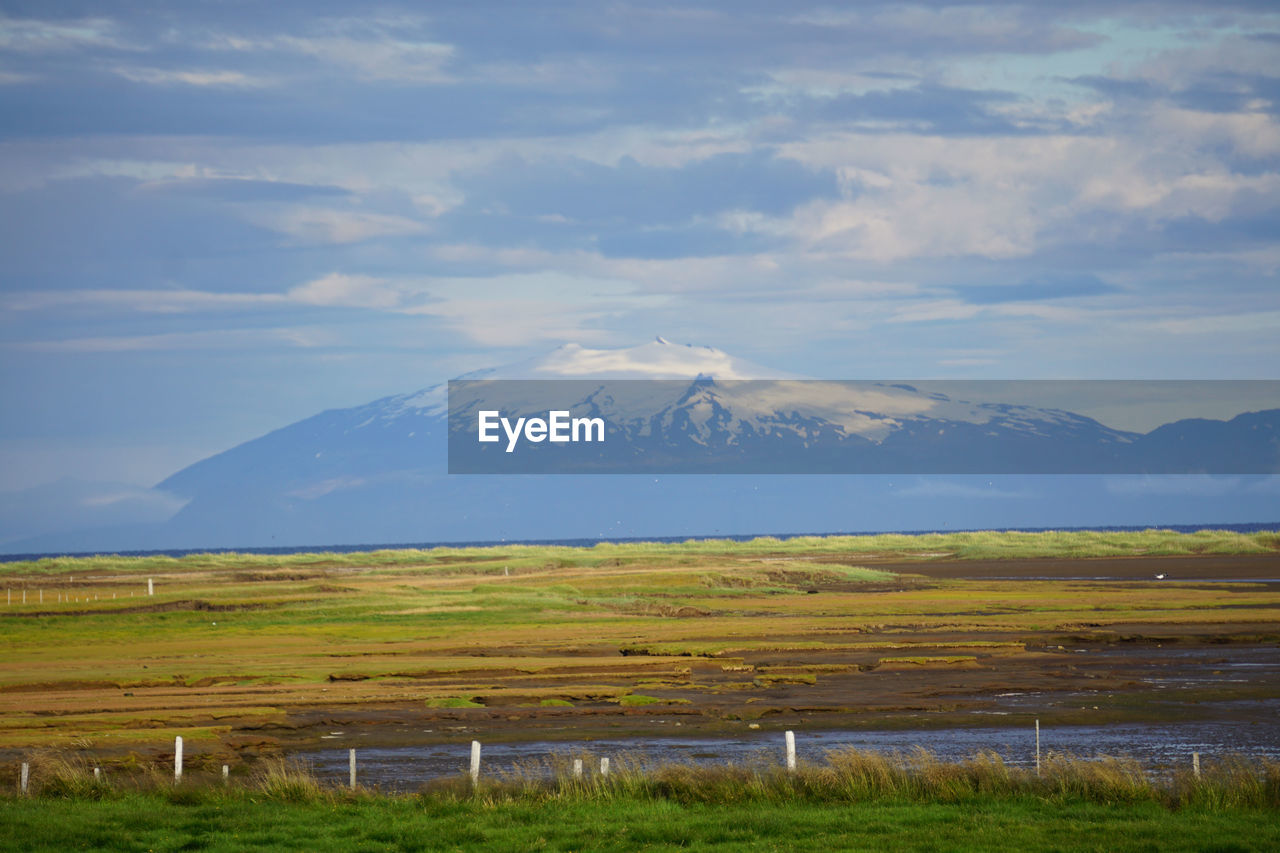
[223,764,230,784]
[785,730,797,772]
[600,757,610,777]
[470,740,481,787]
[174,736,183,781]
[148,578,154,596]
[1193,752,1201,779]
[349,749,357,790]
[573,759,583,779]
[1035,719,1041,776]
[93,767,100,780]
[20,762,29,794]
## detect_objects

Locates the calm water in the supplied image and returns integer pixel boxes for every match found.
[299,718,1280,792]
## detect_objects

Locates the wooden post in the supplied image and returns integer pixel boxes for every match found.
[785,730,796,771]
[1193,752,1201,779]
[573,759,583,779]
[223,764,230,784]
[470,740,481,787]
[174,736,183,781]
[39,590,43,604]
[349,749,357,789]
[20,762,29,794]
[148,578,154,596]
[1035,719,1041,776]
[22,589,26,604]
[6,589,9,605]
[600,757,610,777]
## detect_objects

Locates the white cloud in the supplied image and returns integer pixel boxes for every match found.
[0,14,128,52]
[1128,33,1280,95]
[287,273,411,309]
[1148,105,1280,162]
[113,67,271,88]
[272,34,455,83]
[5,274,427,315]
[1150,310,1280,336]
[7,327,337,353]
[410,297,618,346]
[886,299,984,324]
[247,205,429,244]
[3,288,284,313]
[206,17,456,84]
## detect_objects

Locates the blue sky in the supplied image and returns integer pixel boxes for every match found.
[1,1,1278,506]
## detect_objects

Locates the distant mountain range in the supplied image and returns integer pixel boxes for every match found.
[4,338,1279,554]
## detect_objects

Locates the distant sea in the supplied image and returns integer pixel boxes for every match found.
[2,521,1277,563]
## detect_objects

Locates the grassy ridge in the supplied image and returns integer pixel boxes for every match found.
[3,751,1277,852]
[4,527,1278,576]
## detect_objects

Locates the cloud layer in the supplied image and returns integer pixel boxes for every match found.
[1,2,1278,495]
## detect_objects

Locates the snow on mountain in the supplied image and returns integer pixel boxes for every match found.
[11,338,1277,553]
[388,336,800,418]
[490,337,803,380]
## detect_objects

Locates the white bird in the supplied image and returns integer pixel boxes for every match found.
[1155,573,1166,580]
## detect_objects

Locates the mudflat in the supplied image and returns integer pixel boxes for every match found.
[0,530,1277,770]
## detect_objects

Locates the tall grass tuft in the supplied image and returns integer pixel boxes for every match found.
[1038,752,1155,804]
[1173,754,1280,810]
[22,751,114,800]
[250,756,326,803]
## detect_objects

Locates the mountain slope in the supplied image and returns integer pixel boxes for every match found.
[9,338,1278,553]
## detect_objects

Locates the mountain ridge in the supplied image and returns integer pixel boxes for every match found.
[6,339,1279,553]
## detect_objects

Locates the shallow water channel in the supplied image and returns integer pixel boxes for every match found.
[299,718,1280,793]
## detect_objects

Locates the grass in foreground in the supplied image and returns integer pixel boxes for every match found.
[3,793,1277,852]
[2,751,1277,852]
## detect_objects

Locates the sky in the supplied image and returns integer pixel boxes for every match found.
[1,2,1278,514]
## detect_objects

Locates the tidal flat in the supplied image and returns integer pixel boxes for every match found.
[1,529,1277,778]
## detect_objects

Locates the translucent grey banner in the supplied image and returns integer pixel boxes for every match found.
[447,379,1280,474]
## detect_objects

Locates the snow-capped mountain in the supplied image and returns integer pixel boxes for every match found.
[363,336,801,421]
[8,338,1277,553]
[447,373,1142,474]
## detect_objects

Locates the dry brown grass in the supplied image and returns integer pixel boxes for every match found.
[7,746,1279,811]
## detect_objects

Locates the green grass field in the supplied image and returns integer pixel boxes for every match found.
[2,529,1279,850]
[1,527,1278,751]
[3,748,1278,852]
[3,794,1277,852]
